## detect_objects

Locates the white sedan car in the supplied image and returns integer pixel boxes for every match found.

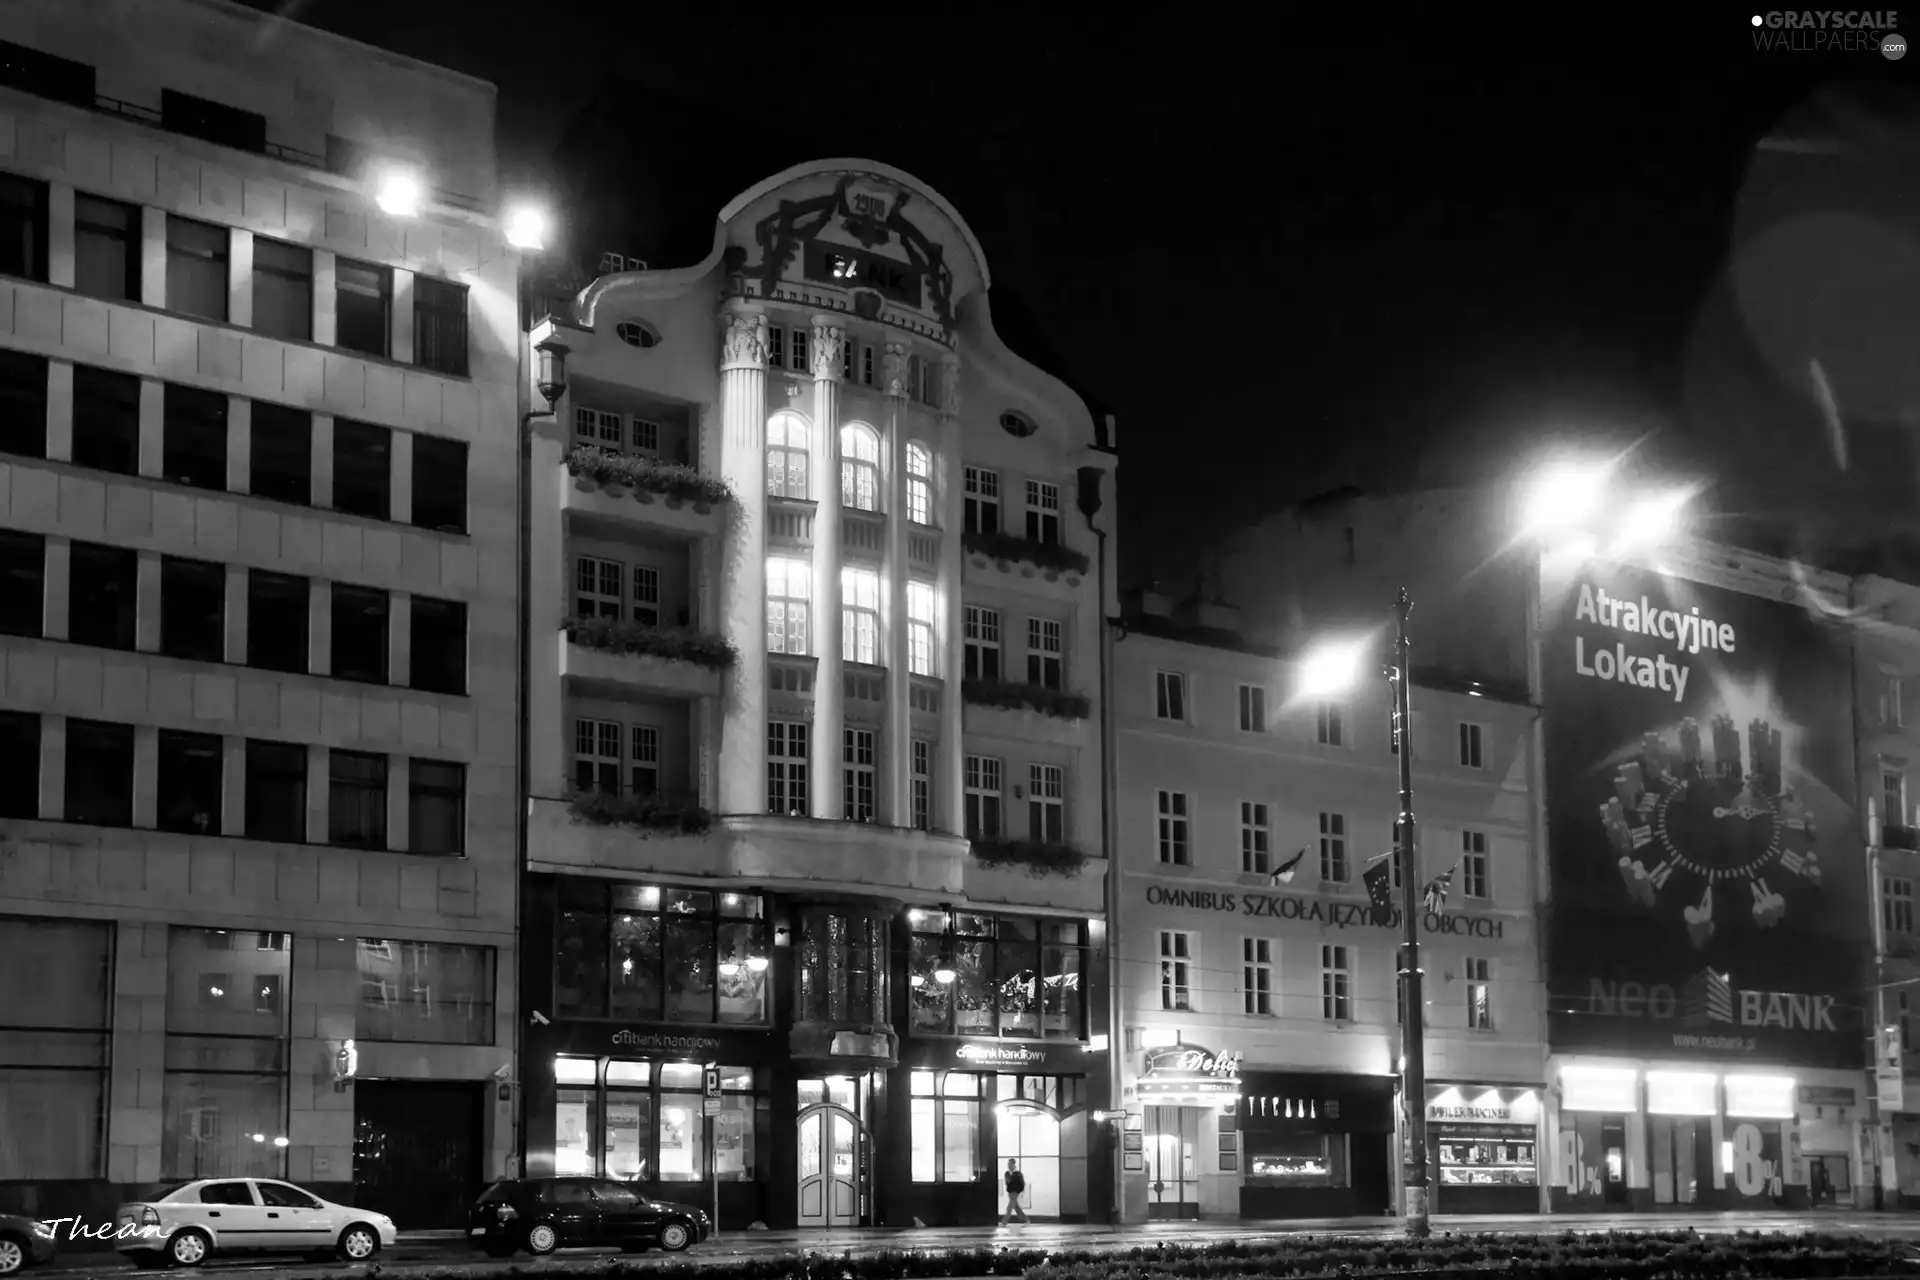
[114,1178,396,1267]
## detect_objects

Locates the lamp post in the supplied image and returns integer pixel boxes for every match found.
[1389,587,1430,1238]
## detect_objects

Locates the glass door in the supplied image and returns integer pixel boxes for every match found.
[1145,1105,1200,1218]
[796,1077,868,1228]
[996,1102,1061,1218]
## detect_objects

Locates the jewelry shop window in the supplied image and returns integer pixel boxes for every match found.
[908,910,1085,1040]
[554,880,768,1024]
[909,1070,981,1182]
[553,1056,765,1183]
[795,908,888,1025]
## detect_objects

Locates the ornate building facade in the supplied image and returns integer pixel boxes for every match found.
[520,160,1118,1227]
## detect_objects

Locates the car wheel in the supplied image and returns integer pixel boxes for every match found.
[337,1225,381,1262]
[0,1234,26,1276]
[525,1222,560,1255]
[659,1221,692,1252]
[168,1228,212,1267]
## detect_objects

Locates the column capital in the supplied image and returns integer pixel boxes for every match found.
[719,306,769,371]
[882,339,911,399]
[810,316,845,382]
[938,352,962,418]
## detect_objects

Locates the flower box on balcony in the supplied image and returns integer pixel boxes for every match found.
[1887,824,1920,852]
[969,836,1087,878]
[567,789,712,836]
[565,445,733,510]
[961,527,1091,578]
[962,678,1090,722]
[565,618,738,670]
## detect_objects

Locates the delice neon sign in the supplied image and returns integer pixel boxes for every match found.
[1139,1043,1242,1097]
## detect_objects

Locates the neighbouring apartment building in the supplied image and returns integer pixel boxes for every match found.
[0,0,522,1228]
[518,159,1118,1228]
[1114,587,1547,1221]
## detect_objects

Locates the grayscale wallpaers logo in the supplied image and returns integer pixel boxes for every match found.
[1750,11,1905,56]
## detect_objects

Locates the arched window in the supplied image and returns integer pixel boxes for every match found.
[840,425,880,512]
[767,414,809,499]
[767,557,811,655]
[905,442,933,526]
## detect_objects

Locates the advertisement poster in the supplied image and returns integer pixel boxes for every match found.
[1543,562,1863,1067]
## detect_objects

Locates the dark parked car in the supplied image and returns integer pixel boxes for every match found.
[468,1179,709,1256]
[0,1214,57,1276]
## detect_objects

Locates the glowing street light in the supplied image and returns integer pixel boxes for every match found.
[1609,487,1695,557]
[1295,637,1370,700]
[504,203,549,251]
[1517,458,1614,538]
[375,171,422,218]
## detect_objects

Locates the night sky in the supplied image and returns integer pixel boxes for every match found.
[251,4,1920,585]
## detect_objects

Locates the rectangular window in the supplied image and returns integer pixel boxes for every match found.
[65,719,133,826]
[0,915,111,1180]
[1027,617,1063,689]
[0,172,49,282]
[766,414,809,498]
[767,721,808,816]
[160,89,267,153]
[336,259,392,357]
[963,606,1000,681]
[909,1071,981,1183]
[245,570,309,673]
[74,193,139,301]
[159,555,226,662]
[1156,670,1186,721]
[248,403,311,504]
[1321,944,1351,1021]
[251,237,312,341]
[409,596,466,695]
[165,215,228,321]
[911,739,931,831]
[1319,811,1348,882]
[408,760,465,855]
[1157,790,1189,865]
[1459,722,1484,768]
[907,581,935,676]
[0,530,44,637]
[629,725,659,796]
[842,567,880,665]
[1029,763,1064,843]
[332,419,392,520]
[842,729,877,823]
[1462,830,1490,899]
[68,541,137,650]
[789,327,808,373]
[162,384,228,490]
[574,406,623,450]
[413,276,469,377]
[328,750,387,849]
[1465,957,1492,1030]
[860,344,875,387]
[574,555,622,620]
[1025,479,1061,545]
[1241,801,1270,874]
[1886,878,1915,936]
[161,925,287,1179]
[0,348,47,458]
[356,939,493,1045]
[330,585,390,684]
[963,466,999,535]
[1238,683,1266,733]
[964,755,1002,840]
[1316,702,1345,746]
[0,712,40,819]
[1884,675,1906,729]
[1887,773,1908,830]
[1159,931,1193,1011]
[1243,938,1272,1015]
[572,719,620,795]
[766,556,810,655]
[156,729,222,836]
[630,567,661,627]
[244,740,307,843]
[767,325,786,370]
[411,435,468,533]
[71,365,140,475]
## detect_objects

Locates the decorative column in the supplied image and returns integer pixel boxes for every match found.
[716,305,769,816]
[809,317,846,820]
[883,340,912,825]
[935,353,966,835]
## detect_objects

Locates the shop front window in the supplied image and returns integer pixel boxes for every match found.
[553,880,768,1024]
[553,1056,763,1182]
[909,1070,980,1182]
[1245,1132,1349,1187]
[796,909,887,1025]
[909,912,1086,1039]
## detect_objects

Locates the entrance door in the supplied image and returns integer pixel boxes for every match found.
[1145,1106,1200,1218]
[997,1103,1061,1219]
[353,1080,485,1229]
[1599,1117,1629,1207]
[1649,1117,1701,1205]
[797,1104,863,1227]
[1808,1155,1850,1206]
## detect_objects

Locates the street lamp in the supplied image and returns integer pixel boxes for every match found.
[1296,590,1430,1238]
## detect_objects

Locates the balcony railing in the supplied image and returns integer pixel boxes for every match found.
[567,786,711,836]
[962,677,1091,721]
[1886,824,1920,851]
[962,528,1090,577]
[565,445,732,509]
[969,836,1088,878]
[565,618,738,670]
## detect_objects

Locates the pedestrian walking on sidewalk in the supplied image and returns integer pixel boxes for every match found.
[1004,1159,1028,1224]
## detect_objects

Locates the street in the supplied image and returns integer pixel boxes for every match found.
[35,1211,1920,1277]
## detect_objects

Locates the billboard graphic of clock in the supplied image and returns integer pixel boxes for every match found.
[1598,712,1825,949]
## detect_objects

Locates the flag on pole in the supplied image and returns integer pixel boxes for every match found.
[1269,847,1306,885]
[1423,862,1459,915]
[1363,852,1396,926]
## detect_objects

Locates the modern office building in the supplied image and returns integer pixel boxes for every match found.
[518,159,1118,1228]
[0,0,522,1227]
[1114,587,1546,1220]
